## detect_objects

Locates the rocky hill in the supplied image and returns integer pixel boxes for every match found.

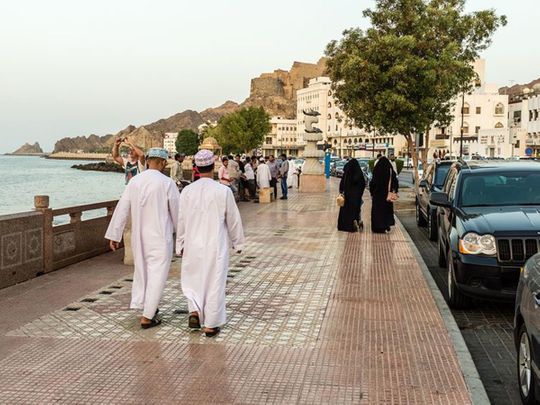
[12,142,44,154]
[53,58,327,152]
[499,77,540,98]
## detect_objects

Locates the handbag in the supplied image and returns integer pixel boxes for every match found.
[386,169,399,203]
[336,193,345,207]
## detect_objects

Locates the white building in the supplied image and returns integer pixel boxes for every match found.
[262,117,300,157]
[163,132,178,155]
[428,60,510,158]
[508,84,540,157]
[296,77,408,158]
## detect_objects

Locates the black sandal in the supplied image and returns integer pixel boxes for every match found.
[141,314,162,330]
[204,327,221,337]
[188,314,201,329]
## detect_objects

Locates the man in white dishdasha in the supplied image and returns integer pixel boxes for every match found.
[176,149,245,337]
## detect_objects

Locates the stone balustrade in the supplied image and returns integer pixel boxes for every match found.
[0,197,118,289]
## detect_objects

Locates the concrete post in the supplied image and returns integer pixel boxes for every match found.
[34,195,53,274]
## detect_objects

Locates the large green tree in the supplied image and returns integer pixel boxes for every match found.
[325,0,506,183]
[175,129,199,156]
[213,107,271,154]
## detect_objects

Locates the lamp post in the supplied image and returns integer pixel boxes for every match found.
[460,92,465,158]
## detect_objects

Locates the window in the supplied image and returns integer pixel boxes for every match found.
[475,126,481,134]
[476,106,481,114]
[328,90,332,96]
[265,137,273,144]
[495,103,504,115]
[335,125,338,131]
[462,103,470,115]
[335,112,339,119]
[328,102,332,108]
[327,113,332,119]
[462,122,469,135]
[495,122,504,129]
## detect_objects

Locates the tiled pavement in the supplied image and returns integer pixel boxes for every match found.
[398,211,518,405]
[0,181,472,404]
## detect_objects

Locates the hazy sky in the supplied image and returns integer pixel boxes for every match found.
[1,0,538,153]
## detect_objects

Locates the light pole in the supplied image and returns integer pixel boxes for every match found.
[460,92,465,158]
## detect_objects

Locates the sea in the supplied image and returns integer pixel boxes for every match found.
[0,155,125,219]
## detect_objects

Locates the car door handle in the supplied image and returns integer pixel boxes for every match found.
[534,292,540,307]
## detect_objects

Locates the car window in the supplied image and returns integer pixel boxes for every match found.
[460,172,540,207]
[434,165,451,188]
[443,168,456,195]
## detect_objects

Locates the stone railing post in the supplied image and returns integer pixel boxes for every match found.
[34,195,53,274]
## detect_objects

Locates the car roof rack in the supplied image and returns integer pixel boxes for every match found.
[457,157,470,170]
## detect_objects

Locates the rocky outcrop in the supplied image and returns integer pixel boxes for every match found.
[500,78,540,97]
[72,162,124,173]
[12,142,44,154]
[241,58,327,117]
[54,134,114,153]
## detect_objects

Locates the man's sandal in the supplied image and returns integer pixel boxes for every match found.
[204,327,221,337]
[188,314,201,329]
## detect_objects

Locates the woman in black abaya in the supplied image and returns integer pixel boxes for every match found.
[337,159,366,232]
[370,156,399,233]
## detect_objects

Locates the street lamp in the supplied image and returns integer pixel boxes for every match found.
[460,92,465,158]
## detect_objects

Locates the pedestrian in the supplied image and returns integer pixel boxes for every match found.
[287,157,298,189]
[337,159,366,232]
[105,148,180,329]
[176,149,245,337]
[256,157,271,189]
[218,156,233,187]
[228,155,240,196]
[234,154,248,201]
[112,136,146,184]
[373,153,383,167]
[369,156,399,233]
[192,161,201,181]
[278,153,289,200]
[244,156,257,200]
[170,153,185,187]
[267,155,279,200]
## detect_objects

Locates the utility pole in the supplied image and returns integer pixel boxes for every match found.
[460,92,465,158]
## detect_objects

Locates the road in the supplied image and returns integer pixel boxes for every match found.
[397,209,519,404]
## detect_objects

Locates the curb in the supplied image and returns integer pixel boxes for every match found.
[396,219,491,405]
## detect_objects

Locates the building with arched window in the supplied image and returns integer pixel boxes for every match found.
[296,77,407,158]
[428,59,510,158]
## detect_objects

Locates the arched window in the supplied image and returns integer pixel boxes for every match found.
[348,139,352,145]
[495,103,505,115]
[495,122,504,129]
[354,138,358,143]
[328,102,332,108]
[462,103,470,115]
[335,112,339,119]
[328,90,332,96]
[327,113,332,120]
[334,139,338,145]
[462,122,470,134]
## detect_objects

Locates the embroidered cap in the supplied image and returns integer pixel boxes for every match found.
[146,148,169,160]
[194,149,215,167]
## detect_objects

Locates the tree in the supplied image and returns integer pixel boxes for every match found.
[213,107,271,155]
[175,129,199,156]
[325,0,506,185]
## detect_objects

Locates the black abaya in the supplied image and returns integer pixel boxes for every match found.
[337,160,366,232]
[369,157,399,233]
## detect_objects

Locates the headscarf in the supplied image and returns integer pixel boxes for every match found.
[342,159,365,191]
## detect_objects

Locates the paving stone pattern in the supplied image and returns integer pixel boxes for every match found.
[0,184,471,404]
[398,211,519,405]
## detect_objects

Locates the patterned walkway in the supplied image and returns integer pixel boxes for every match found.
[0,181,471,404]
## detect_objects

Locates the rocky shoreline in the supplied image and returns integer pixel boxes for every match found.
[71,162,124,173]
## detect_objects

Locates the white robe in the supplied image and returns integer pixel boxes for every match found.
[105,169,180,319]
[287,160,298,188]
[176,178,245,328]
[256,163,272,189]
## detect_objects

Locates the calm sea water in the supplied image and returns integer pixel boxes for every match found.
[0,156,125,216]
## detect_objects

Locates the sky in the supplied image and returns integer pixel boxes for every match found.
[0,0,538,153]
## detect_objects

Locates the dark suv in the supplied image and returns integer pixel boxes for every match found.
[430,160,540,308]
[415,160,454,241]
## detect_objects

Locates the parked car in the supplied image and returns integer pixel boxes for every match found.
[415,160,454,241]
[356,158,372,184]
[514,253,540,404]
[430,160,540,308]
[334,160,347,177]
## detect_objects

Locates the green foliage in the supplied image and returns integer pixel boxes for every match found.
[175,129,199,156]
[325,0,506,138]
[213,107,271,154]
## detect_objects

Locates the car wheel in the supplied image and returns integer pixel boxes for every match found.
[447,251,471,309]
[427,208,437,241]
[438,236,447,268]
[518,323,537,404]
[416,200,427,227]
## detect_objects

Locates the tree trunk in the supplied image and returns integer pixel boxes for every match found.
[420,127,431,170]
[405,134,420,195]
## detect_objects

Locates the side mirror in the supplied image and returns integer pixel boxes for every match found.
[419,179,428,189]
[430,192,451,208]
